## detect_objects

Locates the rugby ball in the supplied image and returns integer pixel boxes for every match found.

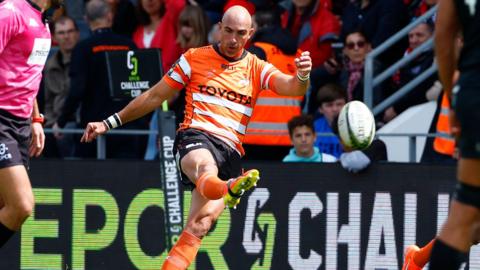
[337,101,375,150]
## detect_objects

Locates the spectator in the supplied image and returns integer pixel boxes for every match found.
[108,0,138,37]
[43,16,80,158]
[173,4,210,123]
[312,30,383,113]
[133,0,185,73]
[177,5,210,51]
[280,0,340,69]
[283,115,337,162]
[406,0,438,18]
[313,83,346,159]
[242,8,302,160]
[55,0,148,159]
[144,4,210,160]
[383,21,436,123]
[305,30,385,114]
[341,0,409,67]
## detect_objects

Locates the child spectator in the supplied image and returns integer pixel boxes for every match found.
[313,83,346,159]
[283,115,337,162]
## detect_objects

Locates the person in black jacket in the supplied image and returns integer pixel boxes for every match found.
[341,0,409,67]
[55,0,147,159]
[383,21,436,123]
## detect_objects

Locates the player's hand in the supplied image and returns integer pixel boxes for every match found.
[295,51,312,77]
[324,57,339,74]
[52,122,63,139]
[81,122,108,143]
[30,122,45,157]
[340,150,371,173]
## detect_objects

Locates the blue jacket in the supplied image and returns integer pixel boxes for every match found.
[313,117,343,159]
[283,147,337,162]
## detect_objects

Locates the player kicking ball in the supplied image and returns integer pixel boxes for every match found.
[81,5,312,270]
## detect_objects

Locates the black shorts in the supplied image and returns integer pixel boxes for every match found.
[174,128,242,189]
[453,73,480,158]
[0,109,30,169]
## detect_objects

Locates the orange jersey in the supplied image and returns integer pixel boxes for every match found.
[164,45,280,155]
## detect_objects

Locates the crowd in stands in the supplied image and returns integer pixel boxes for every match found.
[39,0,449,167]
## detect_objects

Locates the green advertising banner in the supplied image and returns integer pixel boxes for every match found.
[1,161,480,269]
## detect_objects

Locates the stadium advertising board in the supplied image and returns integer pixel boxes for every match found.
[105,49,163,100]
[1,161,479,269]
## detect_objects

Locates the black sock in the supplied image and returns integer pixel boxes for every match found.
[429,239,468,270]
[0,222,15,248]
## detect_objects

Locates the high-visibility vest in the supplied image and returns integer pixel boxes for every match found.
[243,42,303,146]
[433,93,455,156]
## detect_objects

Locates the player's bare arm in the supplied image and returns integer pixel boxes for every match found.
[80,78,177,142]
[435,0,462,138]
[435,0,461,98]
[272,51,312,96]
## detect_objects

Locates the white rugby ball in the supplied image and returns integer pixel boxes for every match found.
[337,101,375,150]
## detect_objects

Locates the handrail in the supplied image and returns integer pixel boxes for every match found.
[372,63,437,115]
[364,5,438,108]
[43,128,451,162]
[373,39,433,87]
[43,128,155,159]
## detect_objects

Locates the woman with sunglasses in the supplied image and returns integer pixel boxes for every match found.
[322,30,384,106]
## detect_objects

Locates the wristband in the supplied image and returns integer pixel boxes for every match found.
[296,72,310,82]
[32,113,44,124]
[103,113,122,130]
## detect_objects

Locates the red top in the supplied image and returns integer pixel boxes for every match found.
[132,0,185,73]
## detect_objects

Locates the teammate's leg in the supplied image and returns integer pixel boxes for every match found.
[0,165,34,248]
[430,158,480,270]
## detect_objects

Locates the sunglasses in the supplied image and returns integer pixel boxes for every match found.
[345,40,366,50]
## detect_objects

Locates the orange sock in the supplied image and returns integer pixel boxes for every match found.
[162,230,202,270]
[414,239,436,267]
[195,173,227,200]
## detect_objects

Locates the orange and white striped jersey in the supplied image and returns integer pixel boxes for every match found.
[164,45,280,155]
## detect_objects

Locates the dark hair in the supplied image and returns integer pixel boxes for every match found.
[316,83,347,106]
[136,0,166,26]
[53,16,79,32]
[287,115,314,136]
[254,9,281,29]
[343,29,370,44]
[410,18,435,33]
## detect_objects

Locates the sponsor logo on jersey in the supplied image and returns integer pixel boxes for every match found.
[198,84,252,105]
[27,38,51,65]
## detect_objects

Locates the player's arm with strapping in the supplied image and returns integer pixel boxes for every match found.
[270,51,312,96]
[81,50,191,142]
[81,78,178,142]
